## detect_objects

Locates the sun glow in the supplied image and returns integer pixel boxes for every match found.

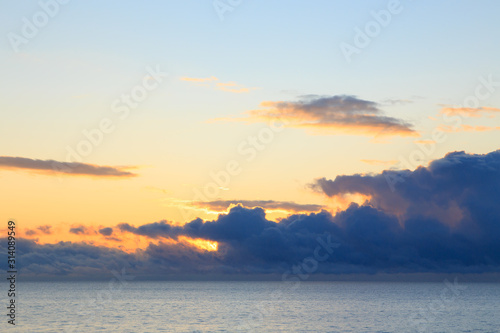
[18,225,219,253]
[180,236,218,252]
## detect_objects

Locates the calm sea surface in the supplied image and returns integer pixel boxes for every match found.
[1,281,499,332]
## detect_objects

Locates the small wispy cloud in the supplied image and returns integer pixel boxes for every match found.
[440,106,500,118]
[25,225,53,236]
[69,225,97,235]
[213,95,418,138]
[0,156,137,177]
[438,125,500,133]
[381,99,413,105]
[215,82,253,93]
[191,200,325,213]
[98,227,113,236]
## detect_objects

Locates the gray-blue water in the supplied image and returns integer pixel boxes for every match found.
[1,281,499,332]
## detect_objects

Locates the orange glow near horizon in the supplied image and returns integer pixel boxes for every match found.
[11,226,219,253]
[325,193,372,212]
[3,194,371,255]
[179,236,218,252]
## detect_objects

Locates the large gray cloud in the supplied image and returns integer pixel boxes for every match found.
[312,149,500,234]
[4,150,500,280]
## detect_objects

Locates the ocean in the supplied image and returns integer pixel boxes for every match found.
[2,280,499,332]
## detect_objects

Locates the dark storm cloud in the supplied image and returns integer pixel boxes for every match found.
[0,239,139,279]
[4,150,500,279]
[114,149,500,274]
[312,149,500,232]
[0,156,136,177]
[121,148,500,273]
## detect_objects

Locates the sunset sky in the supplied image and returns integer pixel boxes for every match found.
[1,1,500,278]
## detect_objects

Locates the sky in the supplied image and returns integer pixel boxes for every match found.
[1,0,500,279]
